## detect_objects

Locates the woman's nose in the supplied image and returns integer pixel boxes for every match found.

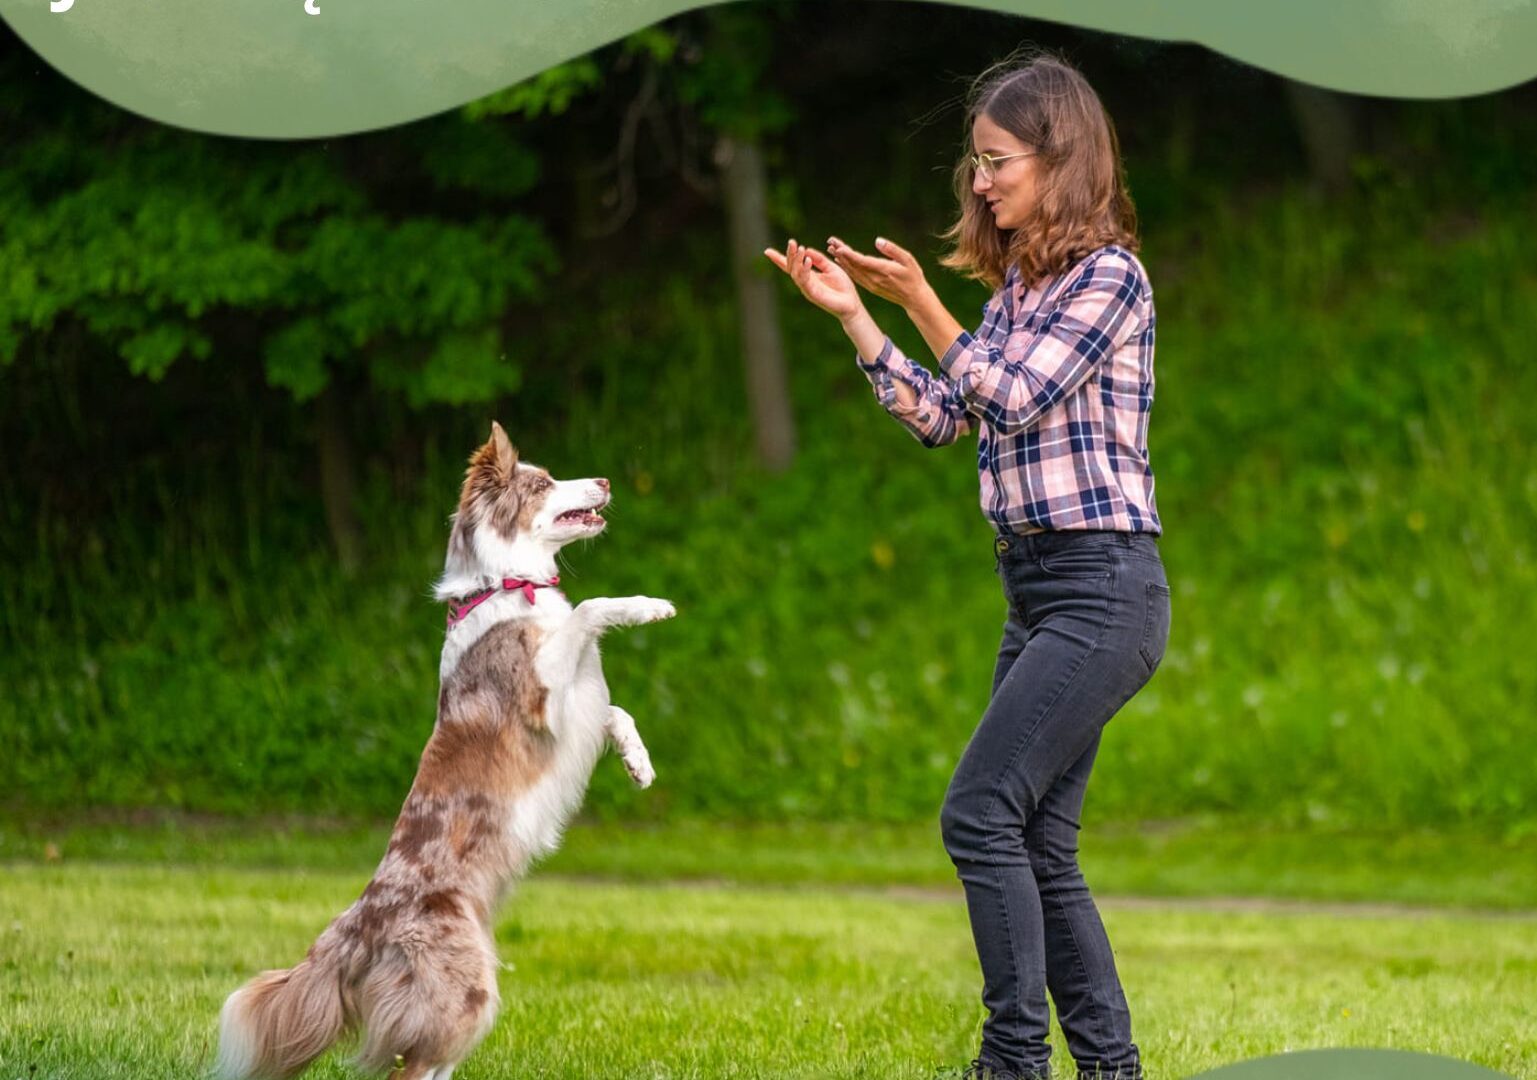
[972,172,991,195]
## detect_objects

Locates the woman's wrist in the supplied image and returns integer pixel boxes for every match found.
[902,284,943,322]
[839,306,886,364]
[905,286,966,363]
[838,304,872,333]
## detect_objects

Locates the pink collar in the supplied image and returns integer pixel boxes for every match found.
[446,575,561,629]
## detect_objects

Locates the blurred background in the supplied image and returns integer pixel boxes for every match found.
[3,2,1535,838]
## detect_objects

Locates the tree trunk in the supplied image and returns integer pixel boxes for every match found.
[1284,80,1362,194]
[718,135,796,472]
[316,381,362,575]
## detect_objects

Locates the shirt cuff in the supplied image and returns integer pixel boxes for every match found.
[854,337,895,373]
[938,330,973,379]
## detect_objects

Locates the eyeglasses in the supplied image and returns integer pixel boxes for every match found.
[969,151,1034,182]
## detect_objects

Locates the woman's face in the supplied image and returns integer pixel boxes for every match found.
[971,112,1038,231]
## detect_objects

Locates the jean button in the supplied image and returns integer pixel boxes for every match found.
[995,537,1010,555]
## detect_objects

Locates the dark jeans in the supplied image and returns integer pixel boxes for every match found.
[941,530,1171,1080]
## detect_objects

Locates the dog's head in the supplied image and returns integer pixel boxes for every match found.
[435,422,610,599]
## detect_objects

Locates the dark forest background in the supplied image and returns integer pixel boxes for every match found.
[4,3,1535,832]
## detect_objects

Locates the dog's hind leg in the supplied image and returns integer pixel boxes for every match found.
[606,705,654,788]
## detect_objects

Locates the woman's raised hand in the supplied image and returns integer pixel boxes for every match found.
[827,236,932,311]
[764,239,864,321]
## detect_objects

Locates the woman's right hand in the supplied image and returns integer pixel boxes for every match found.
[764,239,865,321]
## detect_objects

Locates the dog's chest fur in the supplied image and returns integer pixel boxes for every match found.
[435,591,612,866]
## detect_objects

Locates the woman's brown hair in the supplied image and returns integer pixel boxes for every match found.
[940,52,1138,290]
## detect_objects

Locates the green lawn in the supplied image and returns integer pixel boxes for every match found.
[2,823,1535,1079]
[8,815,1537,909]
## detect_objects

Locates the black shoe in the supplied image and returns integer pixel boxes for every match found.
[960,1058,1050,1080]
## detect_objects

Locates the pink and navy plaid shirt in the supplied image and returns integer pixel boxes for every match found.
[858,244,1161,536]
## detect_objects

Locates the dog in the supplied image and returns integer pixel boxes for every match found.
[214,422,675,1080]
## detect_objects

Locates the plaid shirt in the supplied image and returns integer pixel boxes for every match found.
[857,244,1161,536]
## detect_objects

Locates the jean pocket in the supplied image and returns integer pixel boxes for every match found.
[1038,547,1113,579]
[1140,581,1172,672]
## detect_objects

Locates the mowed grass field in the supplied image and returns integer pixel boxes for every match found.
[2,823,1535,1079]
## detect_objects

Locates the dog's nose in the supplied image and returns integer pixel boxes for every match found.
[595,478,610,492]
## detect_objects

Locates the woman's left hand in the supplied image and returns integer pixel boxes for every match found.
[827,236,934,311]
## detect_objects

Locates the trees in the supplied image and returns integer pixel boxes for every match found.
[678,9,797,472]
[1,10,805,583]
[486,14,801,472]
[1,48,554,569]
[1283,80,1366,194]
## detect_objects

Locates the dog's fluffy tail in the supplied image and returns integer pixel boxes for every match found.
[214,948,348,1080]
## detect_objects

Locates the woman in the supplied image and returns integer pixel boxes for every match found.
[766,54,1168,1080]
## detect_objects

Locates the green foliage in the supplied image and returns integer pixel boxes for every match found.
[121,323,211,380]
[464,57,604,120]
[461,27,679,123]
[0,113,552,408]
[674,8,794,140]
[4,20,1537,834]
[388,328,523,408]
[412,116,544,195]
[624,25,682,65]
[4,180,1536,831]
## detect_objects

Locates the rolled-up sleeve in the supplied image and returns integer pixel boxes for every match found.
[938,251,1142,435]
[856,338,975,448]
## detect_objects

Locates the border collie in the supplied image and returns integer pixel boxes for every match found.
[215,422,674,1079]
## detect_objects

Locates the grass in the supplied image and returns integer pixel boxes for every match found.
[7,815,1537,912]
[2,859,1535,1079]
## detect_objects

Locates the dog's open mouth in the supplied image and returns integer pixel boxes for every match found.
[555,507,606,528]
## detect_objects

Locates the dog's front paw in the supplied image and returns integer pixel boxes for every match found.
[606,596,676,627]
[580,596,676,630]
[628,597,676,625]
[623,747,656,789]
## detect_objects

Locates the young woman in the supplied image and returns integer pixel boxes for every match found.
[767,54,1168,1080]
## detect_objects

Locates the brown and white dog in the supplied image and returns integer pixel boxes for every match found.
[214,422,674,1080]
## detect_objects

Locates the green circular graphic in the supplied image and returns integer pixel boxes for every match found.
[1190,1049,1516,1080]
[2,0,1537,138]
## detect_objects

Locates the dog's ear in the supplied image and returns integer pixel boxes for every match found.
[489,421,518,477]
